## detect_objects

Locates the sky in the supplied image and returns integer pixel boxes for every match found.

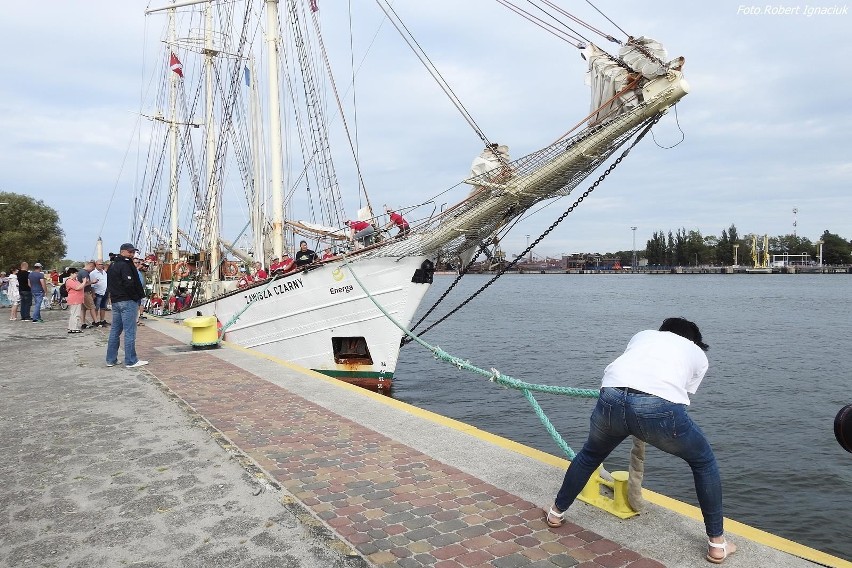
[1,1,850,262]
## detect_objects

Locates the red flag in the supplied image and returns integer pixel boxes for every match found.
[310,0,318,12]
[169,52,184,78]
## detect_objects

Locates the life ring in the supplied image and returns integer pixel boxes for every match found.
[174,261,190,278]
[223,261,239,278]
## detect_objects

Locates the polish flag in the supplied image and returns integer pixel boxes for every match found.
[169,52,184,78]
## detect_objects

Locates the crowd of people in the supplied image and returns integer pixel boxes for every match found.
[0,242,150,369]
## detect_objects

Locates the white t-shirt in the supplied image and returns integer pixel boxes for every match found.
[89,268,108,295]
[600,329,709,405]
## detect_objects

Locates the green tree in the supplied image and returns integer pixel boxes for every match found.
[716,229,731,265]
[645,231,667,265]
[684,229,705,266]
[728,224,741,266]
[0,192,67,271]
[817,230,851,265]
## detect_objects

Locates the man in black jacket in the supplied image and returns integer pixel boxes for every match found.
[105,243,147,368]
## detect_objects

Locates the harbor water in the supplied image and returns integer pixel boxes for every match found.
[394,273,852,562]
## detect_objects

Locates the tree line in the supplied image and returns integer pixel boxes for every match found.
[609,224,852,267]
[0,192,67,271]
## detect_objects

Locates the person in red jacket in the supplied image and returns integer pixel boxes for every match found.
[345,219,375,247]
[383,206,410,237]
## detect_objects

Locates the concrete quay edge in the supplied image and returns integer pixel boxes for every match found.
[144,316,843,568]
[2,308,846,568]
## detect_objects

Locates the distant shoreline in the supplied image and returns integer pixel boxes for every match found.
[434,267,852,276]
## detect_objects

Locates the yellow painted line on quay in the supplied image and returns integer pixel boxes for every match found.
[165,321,850,568]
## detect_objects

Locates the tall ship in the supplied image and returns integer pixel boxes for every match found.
[132,0,688,389]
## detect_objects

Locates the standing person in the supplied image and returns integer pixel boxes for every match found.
[294,240,318,266]
[77,261,98,328]
[383,206,410,237]
[17,262,32,321]
[105,244,147,368]
[0,271,9,307]
[64,267,86,334]
[7,267,20,320]
[545,318,736,564]
[90,260,109,326]
[28,263,47,323]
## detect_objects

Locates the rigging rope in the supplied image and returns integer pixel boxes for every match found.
[374,0,492,148]
[403,114,662,344]
[584,0,630,39]
[495,0,587,47]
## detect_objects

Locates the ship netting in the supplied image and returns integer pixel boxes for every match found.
[360,108,657,261]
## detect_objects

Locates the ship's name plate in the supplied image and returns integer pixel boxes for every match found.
[243,278,303,304]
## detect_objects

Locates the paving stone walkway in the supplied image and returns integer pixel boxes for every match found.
[136,328,664,568]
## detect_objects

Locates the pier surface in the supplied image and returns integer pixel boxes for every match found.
[1,313,846,568]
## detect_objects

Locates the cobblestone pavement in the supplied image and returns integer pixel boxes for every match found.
[133,326,665,568]
[3,311,825,568]
[0,313,366,568]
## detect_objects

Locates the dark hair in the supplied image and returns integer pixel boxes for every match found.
[67,267,79,275]
[299,240,307,246]
[659,317,709,351]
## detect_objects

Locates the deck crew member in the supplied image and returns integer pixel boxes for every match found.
[383,206,410,237]
[294,240,318,266]
[345,220,375,247]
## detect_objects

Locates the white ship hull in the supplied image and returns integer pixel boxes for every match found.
[174,255,434,389]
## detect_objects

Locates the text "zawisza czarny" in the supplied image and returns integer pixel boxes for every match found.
[243,278,304,304]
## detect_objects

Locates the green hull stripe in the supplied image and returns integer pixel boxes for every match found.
[313,369,395,380]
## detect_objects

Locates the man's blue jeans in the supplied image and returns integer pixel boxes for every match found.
[32,291,44,321]
[554,387,724,537]
[106,300,139,366]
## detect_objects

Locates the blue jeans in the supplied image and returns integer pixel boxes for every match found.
[20,290,32,319]
[106,300,139,366]
[32,291,44,321]
[555,387,724,537]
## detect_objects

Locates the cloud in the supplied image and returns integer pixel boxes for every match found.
[1,0,850,260]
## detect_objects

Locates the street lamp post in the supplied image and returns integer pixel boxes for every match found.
[733,244,739,268]
[526,234,531,263]
[630,226,637,271]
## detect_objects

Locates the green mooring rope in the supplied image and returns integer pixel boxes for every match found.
[344,263,599,459]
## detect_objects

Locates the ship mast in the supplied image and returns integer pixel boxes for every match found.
[168,8,180,262]
[266,0,285,260]
[204,3,220,282]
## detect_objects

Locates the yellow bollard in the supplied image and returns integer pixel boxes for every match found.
[183,315,220,349]
[577,465,638,519]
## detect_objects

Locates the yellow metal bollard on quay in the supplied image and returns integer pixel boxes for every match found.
[577,466,638,519]
[183,315,220,349]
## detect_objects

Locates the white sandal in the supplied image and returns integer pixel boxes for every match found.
[706,539,736,564]
[545,506,565,527]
